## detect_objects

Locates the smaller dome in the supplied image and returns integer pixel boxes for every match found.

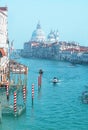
[47,30,56,42]
[47,30,55,39]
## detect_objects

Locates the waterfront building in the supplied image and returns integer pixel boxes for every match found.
[21,22,88,64]
[81,52,88,63]
[70,48,88,64]
[0,7,9,83]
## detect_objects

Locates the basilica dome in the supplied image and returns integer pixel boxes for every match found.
[31,22,46,42]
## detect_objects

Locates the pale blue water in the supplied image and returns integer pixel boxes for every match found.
[0,58,88,130]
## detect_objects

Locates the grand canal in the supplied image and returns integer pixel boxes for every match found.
[0,58,88,130]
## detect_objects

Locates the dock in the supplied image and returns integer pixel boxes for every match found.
[0,59,28,118]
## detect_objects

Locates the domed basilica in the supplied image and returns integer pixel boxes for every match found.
[31,22,59,43]
[31,22,46,42]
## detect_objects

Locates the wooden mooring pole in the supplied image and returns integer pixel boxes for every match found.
[38,74,42,87]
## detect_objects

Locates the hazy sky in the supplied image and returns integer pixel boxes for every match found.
[0,0,88,49]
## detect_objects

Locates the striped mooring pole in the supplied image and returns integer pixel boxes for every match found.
[32,84,34,99]
[6,82,9,100]
[32,84,34,105]
[14,92,17,116]
[32,84,34,107]
[23,86,26,104]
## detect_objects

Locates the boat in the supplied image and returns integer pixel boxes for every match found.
[81,91,88,104]
[52,77,59,84]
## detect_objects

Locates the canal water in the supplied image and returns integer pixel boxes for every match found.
[0,58,88,130]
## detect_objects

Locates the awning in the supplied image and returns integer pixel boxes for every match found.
[0,48,6,56]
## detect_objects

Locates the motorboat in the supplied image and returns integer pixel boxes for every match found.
[52,77,59,84]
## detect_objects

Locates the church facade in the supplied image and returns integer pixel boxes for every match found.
[23,22,59,53]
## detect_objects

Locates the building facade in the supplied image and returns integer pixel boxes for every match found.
[0,7,9,84]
